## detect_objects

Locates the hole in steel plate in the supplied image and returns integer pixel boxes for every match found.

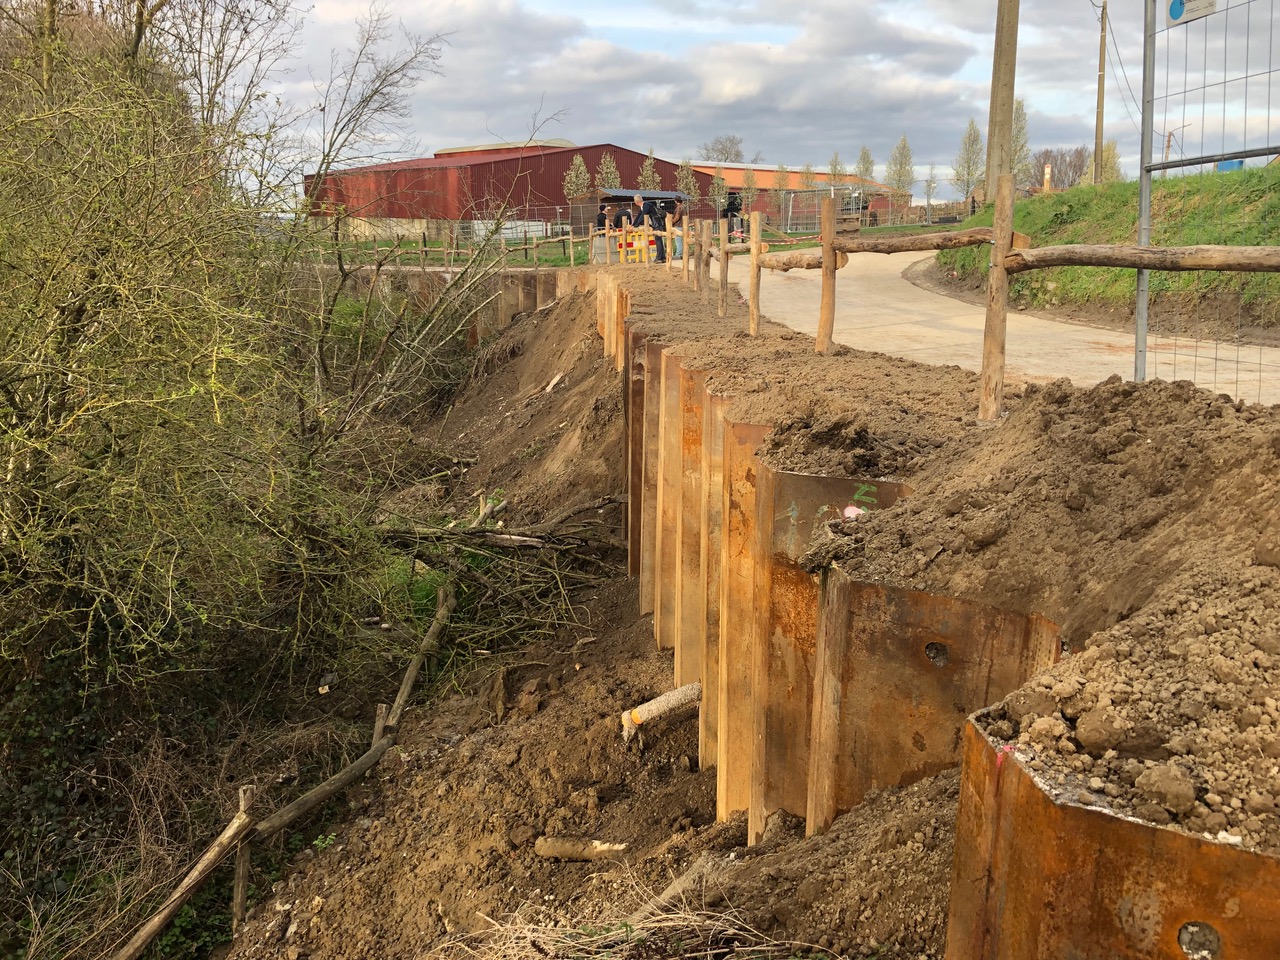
[1178,922,1222,960]
[924,642,950,667]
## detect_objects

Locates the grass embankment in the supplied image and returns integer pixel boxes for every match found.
[938,165,1280,324]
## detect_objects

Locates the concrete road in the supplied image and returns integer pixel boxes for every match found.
[727,250,1280,406]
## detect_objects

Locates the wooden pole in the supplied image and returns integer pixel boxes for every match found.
[372,702,389,747]
[231,785,255,931]
[666,218,675,272]
[568,226,575,267]
[696,221,706,293]
[985,0,1020,201]
[113,812,255,960]
[682,219,691,282]
[815,195,837,352]
[1094,0,1108,185]
[717,217,729,318]
[700,220,712,301]
[604,223,611,265]
[979,173,1015,421]
[748,212,761,334]
[644,225,652,268]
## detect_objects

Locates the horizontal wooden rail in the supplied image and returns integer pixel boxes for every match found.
[1004,243,1280,275]
[758,250,849,272]
[832,227,994,255]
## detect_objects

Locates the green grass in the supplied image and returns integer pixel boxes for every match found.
[937,165,1280,321]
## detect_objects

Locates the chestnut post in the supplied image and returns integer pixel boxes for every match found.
[718,217,730,318]
[696,221,706,293]
[666,218,675,272]
[231,785,255,930]
[567,226,575,268]
[701,220,713,301]
[748,211,762,335]
[682,219,691,281]
[604,223,612,265]
[979,173,1015,421]
[815,195,838,352]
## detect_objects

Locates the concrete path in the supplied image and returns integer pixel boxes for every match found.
[726,251,1280,406]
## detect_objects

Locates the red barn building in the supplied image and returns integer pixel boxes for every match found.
[305,141,713,240]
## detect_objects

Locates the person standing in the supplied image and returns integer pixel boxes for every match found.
[669,199,685,260]
[643,198,666,263]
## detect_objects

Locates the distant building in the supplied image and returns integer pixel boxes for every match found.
[306,141,713,241]
[690,162,899,230]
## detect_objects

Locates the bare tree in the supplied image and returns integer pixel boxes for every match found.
[1032,145,1091,189]
[1012,98,1033,187]
[885,134,914,196]
[563,152,590,202]
[772,162,789,219]
[741,167,759,214]
[637,148,662,191]
[855,146,874,183]
[698,133,744,163]
[828,150,847,186]
[952,118,985,200]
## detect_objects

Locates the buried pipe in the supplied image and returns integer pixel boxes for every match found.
[945,717,1280,959]
[621,681,702,742]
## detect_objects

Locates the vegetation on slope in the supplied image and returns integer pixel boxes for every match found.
[938,165,1280,324]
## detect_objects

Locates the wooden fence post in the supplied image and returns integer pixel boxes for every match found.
[682,219,691,282]
[979,173,1015,420]
[231,785,256,931]
[692,220,702,294]
[701,220,713,301]
[568,226,575,268]
[816,196,837,352]
[749,212,762,335]
[718,217,730,318]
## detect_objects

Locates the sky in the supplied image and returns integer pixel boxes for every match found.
[289,0,1278,198]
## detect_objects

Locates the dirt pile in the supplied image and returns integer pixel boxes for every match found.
[816,374,1280,853]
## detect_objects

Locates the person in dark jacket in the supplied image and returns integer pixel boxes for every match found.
[643,198,666,263]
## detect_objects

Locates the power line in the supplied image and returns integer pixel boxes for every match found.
[1105,14,1144,137]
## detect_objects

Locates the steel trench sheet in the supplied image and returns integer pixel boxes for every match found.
[749,471,910,843]
[805,568,1060,836]
[946,719,1280,960]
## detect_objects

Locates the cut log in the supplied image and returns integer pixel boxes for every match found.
[534,836,629,861]
[831,227,994,255]
[621,681,702,741]
[1004,243,1280,275]
[758,250,849,272]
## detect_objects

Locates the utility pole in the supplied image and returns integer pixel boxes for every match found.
[1094,0,1107,184]
[984,0,1020,201]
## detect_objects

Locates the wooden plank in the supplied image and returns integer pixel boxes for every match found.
[816,196,837,353]
[716,420,770,819]
[691,219,702,294]
[639,339,664,615]
[979,173,1015,420]
[676,367,708,687]
[699,390,728,771]
[655,350,681,651]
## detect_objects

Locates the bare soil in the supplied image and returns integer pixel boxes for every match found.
[225,264,1280,960]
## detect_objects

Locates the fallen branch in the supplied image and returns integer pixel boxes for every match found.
[533,836,629,861]
[621,682,701,742]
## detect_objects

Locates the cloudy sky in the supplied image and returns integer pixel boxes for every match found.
[291,0,1276,195]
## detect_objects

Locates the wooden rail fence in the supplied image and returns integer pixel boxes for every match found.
[629,184,1280,421]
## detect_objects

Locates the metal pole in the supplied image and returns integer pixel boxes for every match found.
[1135,0,1157,382]
[1094,0,1107,185]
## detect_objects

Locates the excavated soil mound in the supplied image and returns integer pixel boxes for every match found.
[816,375,1280,854]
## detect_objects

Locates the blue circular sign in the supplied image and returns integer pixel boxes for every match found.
[1169,0,1185,19]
